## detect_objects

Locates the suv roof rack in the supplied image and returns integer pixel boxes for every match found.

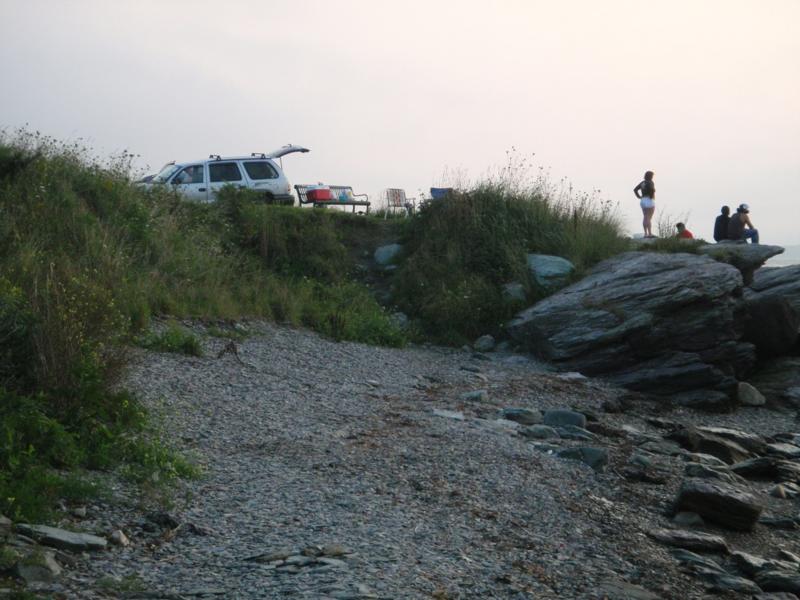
[250,153,267,159]
[209,154,221,160]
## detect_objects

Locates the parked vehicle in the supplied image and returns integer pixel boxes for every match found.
[139,145,309,204]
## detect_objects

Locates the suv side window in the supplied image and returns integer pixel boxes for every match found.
[173,165,205,184]
[209,162,243,182]
[243,161,278,180]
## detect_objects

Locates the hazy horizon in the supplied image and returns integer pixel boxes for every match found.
[2,0,798,244]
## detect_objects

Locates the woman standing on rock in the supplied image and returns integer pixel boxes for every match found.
[633,171,656,238]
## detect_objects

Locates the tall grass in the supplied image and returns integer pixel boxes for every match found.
[0,130,403,520]
[394,167,628,344]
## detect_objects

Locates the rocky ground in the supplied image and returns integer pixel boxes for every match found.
[4,321,800,599]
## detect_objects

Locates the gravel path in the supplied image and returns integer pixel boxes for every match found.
[41,322,800,599]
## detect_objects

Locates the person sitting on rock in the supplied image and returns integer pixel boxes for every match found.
[675,222,694,239]
[727,203,759,244]
[713,205,730,242]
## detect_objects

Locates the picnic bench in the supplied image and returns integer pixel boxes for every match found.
[295,184,371,214]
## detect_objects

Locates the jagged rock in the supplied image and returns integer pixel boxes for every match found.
[556,425,597,441]
[667,426,754,464]
[542,409,586,429]
[749,358,800,406]
[672,389,735,412]
[696,426,768,454]
[672,512,705,527]
[15,524,107,552]
[697,243,784,285]
[734,552,798,578]
[756,571,800,594]
[671,548,724,572]
[694,568,763,594]
[747,264,800,315]
[502,282,527,303]
[109,530,130,547]
[675,478,763,531]
[648,528,729,553]
[13,550,62,584]
[555,446,608,471]
[473,335,496,352]
[683,453,729,468]
[597,578,661,600]
[779,550,800,565]
[373,243,403,266]
[759,515,799,530]
[766,443,800,459]
[684,462,743,485]
[507,252,748,398]
[739,382,768,406]
[520,425,560,439]
[741,296,799,358]
[526,254,575,289]
[499,407,542,425]
[732,457,800,483]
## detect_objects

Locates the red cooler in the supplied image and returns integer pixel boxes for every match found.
[307,187,332,202]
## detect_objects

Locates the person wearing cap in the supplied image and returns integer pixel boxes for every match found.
[675,222,694,239]
[727,203,759,243]
[713,206,730,242]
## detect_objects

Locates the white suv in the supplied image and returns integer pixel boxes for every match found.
[142,145,308,204]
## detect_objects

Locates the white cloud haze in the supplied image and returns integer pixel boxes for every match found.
[2,0,798,243]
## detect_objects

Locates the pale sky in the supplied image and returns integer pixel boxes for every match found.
[2,0,798,244]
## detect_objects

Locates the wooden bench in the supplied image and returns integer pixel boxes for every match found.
[294,184,371,214]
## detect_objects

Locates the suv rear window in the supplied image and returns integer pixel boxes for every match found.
[209,162,242,182]
[243,161,279,180]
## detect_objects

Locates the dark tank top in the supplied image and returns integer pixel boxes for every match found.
[728,213,745,240]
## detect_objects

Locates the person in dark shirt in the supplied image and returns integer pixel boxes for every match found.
[676,222,694,239]
[633,171,656,238]
[713,206,730,242]
[728,203,759,243]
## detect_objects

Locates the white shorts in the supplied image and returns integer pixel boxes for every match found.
[640,197,655,209]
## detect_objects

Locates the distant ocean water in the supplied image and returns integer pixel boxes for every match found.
[765,245,800,267]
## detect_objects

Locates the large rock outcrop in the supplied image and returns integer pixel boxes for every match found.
[746,264,800,314]
[697,243,784,285]
[507,252,751,396]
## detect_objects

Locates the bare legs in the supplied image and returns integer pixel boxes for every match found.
[642,206,655,237]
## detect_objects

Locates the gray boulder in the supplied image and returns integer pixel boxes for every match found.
[697,243,784,285]
[543,409,586,429]
[502,282,527,303]
[526,254,575,289]
[747,264,800,315]
[749,357,800,407]
[648,528,729,553]
[15,524,107,552]
[373,243,403,266]
[675,478,763,531]
[741,296,799,358]
[473,335,496,353]
[668,426,755,464]
[738,381,767,406]
[508,252,748,398]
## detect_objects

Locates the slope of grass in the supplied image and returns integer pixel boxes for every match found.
[394,183,629,344]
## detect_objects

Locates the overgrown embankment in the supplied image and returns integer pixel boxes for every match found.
[394,184,629,344]
[0,132,629,524]
[0,134,402,522]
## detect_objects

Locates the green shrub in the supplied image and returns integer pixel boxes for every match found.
[137,323,203,356]
[394,183,627,344]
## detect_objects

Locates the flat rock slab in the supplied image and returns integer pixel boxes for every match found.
[694,568,763,594]
[668,427,754,464]
[596,578,661,600]
[16,524,107,552]
[676,478,763,531]
[555,446,608,471]
[543,409,586,428]
[648,528,729,553]
[755,571,800,594]
[499,407,542,425]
